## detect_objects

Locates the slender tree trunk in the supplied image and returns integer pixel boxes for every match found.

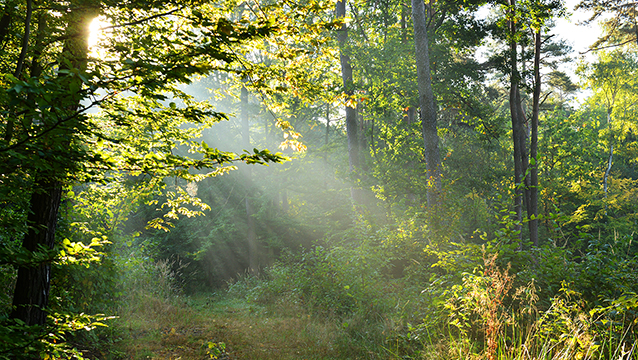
[604,110,613,215]
[0,4,12,46]
[508,0,524,241]
[325,102,330,148]
[5,0,32,143]
[336,0,360,203]
[335,1,358,171]
[11,2,95,326]
[529,29,541,247]
[406,106,415,126]
[401,3,408,43]
[411,0,441,209]
[604,144,613,208]
[14,0,32,78]
[29,14,47,81]
[281,188,289,213]
[370,118,375,157]
[241,81,258,274]
[357,101,366,151]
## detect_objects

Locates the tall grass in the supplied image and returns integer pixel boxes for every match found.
[227,247,638,360]
[424,253,638,360]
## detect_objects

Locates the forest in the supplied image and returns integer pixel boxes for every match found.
[1,0,638,359]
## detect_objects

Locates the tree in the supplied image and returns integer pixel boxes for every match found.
[579,50,638,211]
[577,0,638,50]
[8,0,98,327]
[411,0,441,209]
[527,0,565,246]
[1,0,329,351]
[498,0,564,246]
[335,0,360,203]
[340,0,487,218]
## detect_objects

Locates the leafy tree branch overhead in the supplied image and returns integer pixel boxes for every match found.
[0,0,332,349]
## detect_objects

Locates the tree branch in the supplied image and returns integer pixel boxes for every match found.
[99,7,183,31]
[580,37,638,54]
[14,0,32,78]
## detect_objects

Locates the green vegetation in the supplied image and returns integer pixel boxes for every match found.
[2,0,638,359]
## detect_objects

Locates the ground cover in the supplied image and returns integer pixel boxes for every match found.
[111,294,345,360]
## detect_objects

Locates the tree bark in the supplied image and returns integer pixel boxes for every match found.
[11,1,95,326]
[604,110,613,215]
[11,178,62,325]
[5,0,32,143]
[529,29,541,247]
[14,0,32,79]
[508,0,524,241]
[411,0,441,209]
[336,0,360,203]
[335,1,358,173]
[0,4,12,46]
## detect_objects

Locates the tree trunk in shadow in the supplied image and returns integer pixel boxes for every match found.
[11,1,95,326]
[411,0,441,213]
[336,0,361,205]
[11,179,62,325]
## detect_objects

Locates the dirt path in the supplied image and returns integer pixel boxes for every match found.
[115,296,341,360]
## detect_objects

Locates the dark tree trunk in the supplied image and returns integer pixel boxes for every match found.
[336,0,361,204]
[411,0,441,209]
[529,29,541,247]
[336,0,359,174]
[11,179,62,325]
[5,0,32,143]
[0,4,12,46]
[508,0,524,241]
[14,0,32,79]
[406,106,415,126]
[11,2,95,326]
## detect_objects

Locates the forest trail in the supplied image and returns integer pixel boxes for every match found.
[115,295,341,360]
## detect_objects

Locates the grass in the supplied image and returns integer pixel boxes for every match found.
[109,293,347,360]
[99,257,638,360]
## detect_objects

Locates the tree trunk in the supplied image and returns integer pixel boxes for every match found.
[281,188,289,213]
[508,0,524,241]
[5,0,32,143]
[401,2,408,43]
[528,28,541,247]
[0,4,12,46]
[241,81,258,274]
[604,110,613,215]
[336,0,360,203]
[14,0,32,79]
[335,1,358,172]
[406,106,415,126]
[411,0,441,209]
[325,102,330,149]
[11,179,62,325]
[11,1,95,326]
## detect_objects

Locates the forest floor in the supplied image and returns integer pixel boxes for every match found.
[110,294,347,360]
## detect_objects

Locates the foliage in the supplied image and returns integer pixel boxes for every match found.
[0,313,114,360]
[1,0,638,358]
[205,341,227,360]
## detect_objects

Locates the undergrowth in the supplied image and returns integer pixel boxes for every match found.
[224,245,638,360]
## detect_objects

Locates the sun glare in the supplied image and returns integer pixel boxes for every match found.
[88,17,110,58]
